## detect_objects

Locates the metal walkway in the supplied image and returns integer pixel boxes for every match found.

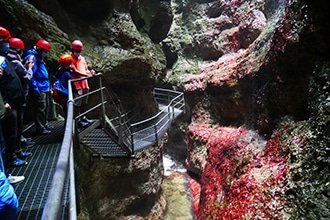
[82,103,184,158]
[9,107,183,219]
[10,120,67,220]
[8,85,185,219]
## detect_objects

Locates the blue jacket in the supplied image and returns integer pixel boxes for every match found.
[23,49,50,94]
[53,67,76,98]
[0,172,18,219]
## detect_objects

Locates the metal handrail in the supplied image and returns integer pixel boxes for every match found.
[130,88,184,128]
[130,88,185,151]
[42,75,76,220]
[42,74,185,219]
[42,73,131,219]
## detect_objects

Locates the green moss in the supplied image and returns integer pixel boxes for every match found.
[165,57,199,86]
[47,41,68,63]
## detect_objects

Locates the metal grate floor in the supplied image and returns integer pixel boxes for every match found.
[6,105,184,219]
[81,128,129,157]
[9,120,68,220]
[81,105,184,157]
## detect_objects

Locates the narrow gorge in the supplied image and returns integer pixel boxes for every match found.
[0,0,329,219]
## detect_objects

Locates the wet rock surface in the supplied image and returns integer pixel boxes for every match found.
[76,143,166,219]
[1,0,330,219]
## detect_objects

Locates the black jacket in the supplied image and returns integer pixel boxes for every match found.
[0,58,26,108]
[6,50,33,97]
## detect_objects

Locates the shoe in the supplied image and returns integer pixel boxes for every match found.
[27,137,33,141]
[20,135,28,143]
[24,140,35,148]
[25,137,34,143]
[45,124,54,130]
[17,151,32,158]
[7,174,25,184]
[81,116,95,124]
[21,136,33,143]
[21,136,35,147]
[78,120,89,128]
[7,158,28,167]
[25,142,35,148]
[38,128,51,135]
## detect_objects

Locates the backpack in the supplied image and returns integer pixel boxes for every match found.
[52,79,69,106]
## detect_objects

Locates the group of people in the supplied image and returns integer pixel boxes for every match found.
[0,25,95,219]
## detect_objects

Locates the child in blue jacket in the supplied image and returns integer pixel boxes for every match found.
[52,54,77,118]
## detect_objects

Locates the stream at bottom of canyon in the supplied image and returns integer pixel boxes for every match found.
[162,154,200,220]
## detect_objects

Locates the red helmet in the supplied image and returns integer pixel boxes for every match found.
[36,39,51,51]
[9,38,24,50]
[0,26,11,39]
[58,54,73,67]
[71,40,83,51]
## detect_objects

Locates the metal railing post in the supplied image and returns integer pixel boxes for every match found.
[99,74,106,128]
[154,124,158,146]
[130,129,135,155]
[118,114,123,145]
[69,143,77,220]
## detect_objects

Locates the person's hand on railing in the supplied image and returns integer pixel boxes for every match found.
[71,67,90,77]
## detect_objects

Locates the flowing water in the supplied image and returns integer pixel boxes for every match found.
[162,154,199,220]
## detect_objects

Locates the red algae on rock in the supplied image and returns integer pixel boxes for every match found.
[188,177,201,215]
[198,126,290,219]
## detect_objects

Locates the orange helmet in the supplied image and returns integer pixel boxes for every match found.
[36,39,51,51]
[0,26,10,39]
[71,40,83,51]
[9,38,24,50]
[58,54,73,67]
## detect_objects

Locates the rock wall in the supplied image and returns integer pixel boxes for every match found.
[76,142,166,219]
[1,0,330,218]
[163,0,330,219]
